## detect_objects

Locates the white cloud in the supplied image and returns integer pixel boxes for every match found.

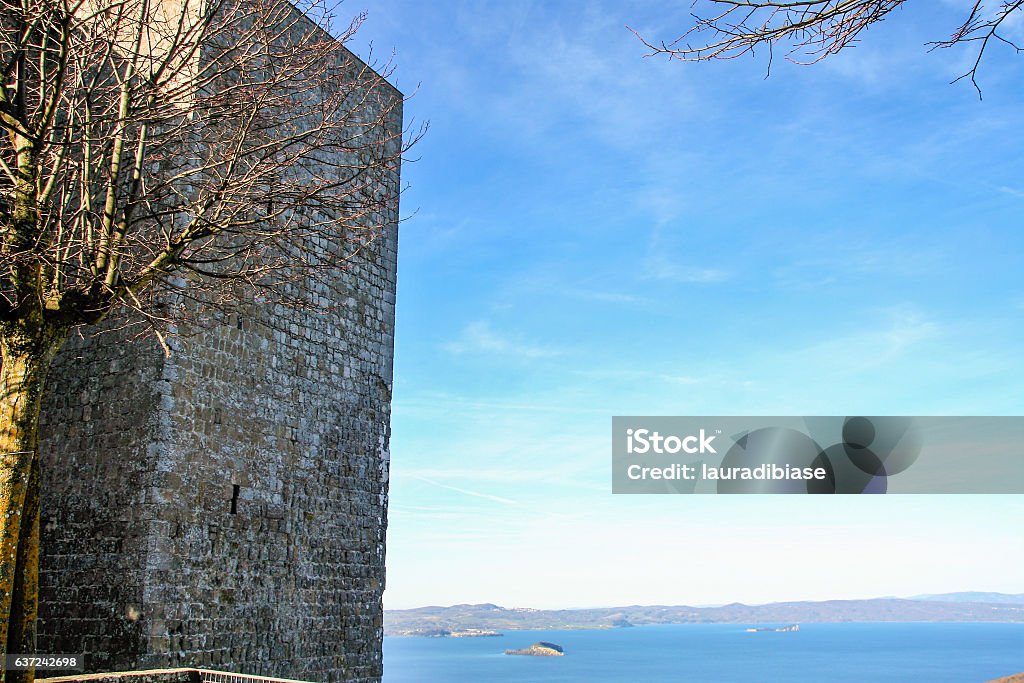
[443,320,561,358]
[998,185,1024,199]
[449,2,701,151]
[563,288,644,304]
[662,374,702,385]
[409,475,518,505]
[646,260,732,283]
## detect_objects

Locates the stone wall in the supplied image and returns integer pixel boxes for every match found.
[36,8,402,683]
[38,332,166,665]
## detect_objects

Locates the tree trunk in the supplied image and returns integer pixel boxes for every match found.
[5,453,40,683]
[0,329,65,683]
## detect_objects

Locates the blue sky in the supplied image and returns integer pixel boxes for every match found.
[345,1,1024,610]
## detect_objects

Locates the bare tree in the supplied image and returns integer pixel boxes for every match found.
[631,1,1024,94]
[0,0,415,674]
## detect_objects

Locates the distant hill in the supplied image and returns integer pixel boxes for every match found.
[385,594,1024,636]
[911,592,1024,605]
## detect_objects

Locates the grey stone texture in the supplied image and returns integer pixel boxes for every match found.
[35,8,401,683]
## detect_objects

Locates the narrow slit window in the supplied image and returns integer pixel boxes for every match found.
[230,484,240,514]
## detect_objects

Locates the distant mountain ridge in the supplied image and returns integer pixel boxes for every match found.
[385,593,1024,636]
[911,592,1024,605]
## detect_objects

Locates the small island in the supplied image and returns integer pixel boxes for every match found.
[505,641,565,656]
[746,624,800,632]
[401,627,503,638]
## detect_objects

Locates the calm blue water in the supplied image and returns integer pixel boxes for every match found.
[384,623,1024,682]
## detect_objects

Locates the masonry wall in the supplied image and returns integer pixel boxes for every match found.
[38,332,166,665]
[36,11,402,682]
[39,221,398,683]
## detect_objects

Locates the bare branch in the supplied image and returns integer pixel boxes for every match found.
[630,1,1024,94]
[0,0,419,335]
[630,1,903,67]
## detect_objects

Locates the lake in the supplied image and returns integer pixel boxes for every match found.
[384,622,1024,682]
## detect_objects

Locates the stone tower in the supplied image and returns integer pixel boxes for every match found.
[33,6,402,683]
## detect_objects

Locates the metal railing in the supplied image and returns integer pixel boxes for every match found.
[37,668,318,683]
[199,670,315,683]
